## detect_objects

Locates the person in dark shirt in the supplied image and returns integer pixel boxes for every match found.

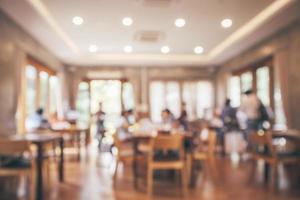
[95,102,106,149]
[178,102,188,131]
[221,99,239,132]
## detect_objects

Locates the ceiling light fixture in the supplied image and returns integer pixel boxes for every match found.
[194,46,204,54]
[89,45,98,53]
[221,18,233,28]
[175,18,186,28]
[161,46,170,54]
[72,16,84,25]
[124,45,133,53]
[122,17,133,26]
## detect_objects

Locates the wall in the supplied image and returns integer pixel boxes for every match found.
[215,19,300,129]
[0,9,65,134]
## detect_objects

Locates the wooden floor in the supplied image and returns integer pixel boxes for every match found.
[4,146,300,200]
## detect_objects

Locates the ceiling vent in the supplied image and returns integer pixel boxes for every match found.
[134,30,165,43]
[142,0,178,7]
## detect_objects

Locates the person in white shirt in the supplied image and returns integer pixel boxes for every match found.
[240,89,261,134]
[26,108,49,131]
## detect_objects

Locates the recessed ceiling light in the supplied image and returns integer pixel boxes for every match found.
[89,45,98,53]
[194,46,204,54]
[161,46,170,54]
[122,17,133,26]
[124,45,133,53]
[221,18,233,28]
[72,16,84,25]
[175,18,186,28]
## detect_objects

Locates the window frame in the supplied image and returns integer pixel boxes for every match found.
[232,57,274,111]
[18,56,57,133]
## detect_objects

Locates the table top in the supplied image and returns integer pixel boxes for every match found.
[273,130,300,140]
[50,124,89,133]
[0,133,63,144]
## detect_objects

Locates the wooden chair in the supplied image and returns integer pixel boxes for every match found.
[249,130,300,189]
[113,134,134,185]
[187,129,217,187]
[0,140,35,200]
[147,134,187,196]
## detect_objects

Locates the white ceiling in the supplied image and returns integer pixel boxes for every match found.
[0,0,300,67]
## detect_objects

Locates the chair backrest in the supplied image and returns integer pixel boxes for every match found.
[147,134,184,162]
[152,134,183,151]
[113,133,122,150]
[249,130,276,157]
[0,140,30,155]
[207,130,217,155]
[195,129,217,156]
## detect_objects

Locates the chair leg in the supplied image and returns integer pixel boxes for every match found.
[208,157,218,182]
[181,167,188,198]
[113,161,119,187]
[186,154,192,186]
[190,159,198,188]
[30,169,36,200]
[271,163,278,191]
[147,167,153,196]
[248,160,256,184]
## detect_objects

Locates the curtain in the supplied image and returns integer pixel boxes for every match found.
[274,50,290,128]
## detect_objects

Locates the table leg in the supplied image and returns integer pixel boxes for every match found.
[36,143,44,200]
[59,138,64,182]
[264,162,270,182]
[85,129,90,147]
[77,132,81,161]
[132,140,138,189]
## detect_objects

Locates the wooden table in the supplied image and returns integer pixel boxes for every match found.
[3,133,64,200]
[51,125,89,161]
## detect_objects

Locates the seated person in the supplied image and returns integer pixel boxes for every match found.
[136,111,155,135]
[117,110,134,140]
[159,109,175,132]
[171,120,185,135]
[25,108,50,131]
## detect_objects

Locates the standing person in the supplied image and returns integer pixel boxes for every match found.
[178,102,188,131]
[240,89,271,137]
[221,99,239,132]
[95,102,106,149]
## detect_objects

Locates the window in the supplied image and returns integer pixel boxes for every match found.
[256,66,270,106]
[90,80,122,131]
[182,82,197,120]
[196,81,213,119]
[39,71,49,109]
[76,81,90,122]
[122,82,135,111]
[25,65,37,116]
[241,71,253,93]
[150,82,168,122]
[227,76,241,107]
[150,81,181,122]
[150,80,214,122]
[49,76,59,114]
[274,77,286,129]
[165,82,181,118]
